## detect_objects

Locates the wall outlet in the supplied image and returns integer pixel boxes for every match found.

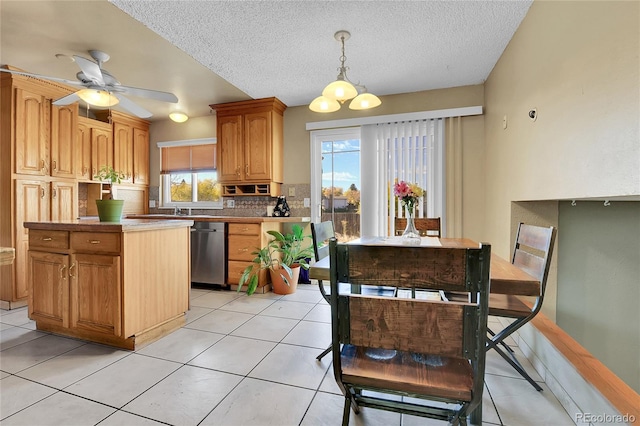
[304,198,310,207]
[149,200,156,208]
[226,199,235,208]
[288,187,296,197]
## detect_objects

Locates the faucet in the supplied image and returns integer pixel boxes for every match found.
[174,206,180,216]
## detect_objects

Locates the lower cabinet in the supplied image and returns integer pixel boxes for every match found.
[26,224,190,350]
[71,253,121,336]
[227,221,282,292]
[28,230,121,338]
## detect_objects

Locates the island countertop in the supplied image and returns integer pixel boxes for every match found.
[24,218,194,233]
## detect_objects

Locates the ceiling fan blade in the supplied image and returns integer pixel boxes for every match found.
[52,92,81,106]
[73,55,105,86]
[118,85,178,103]
[0,68,84,86]
[114,94,152,118]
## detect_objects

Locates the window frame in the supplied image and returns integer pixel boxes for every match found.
[157,138,223,210]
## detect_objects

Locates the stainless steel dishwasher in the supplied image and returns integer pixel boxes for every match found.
[191,222,226,286]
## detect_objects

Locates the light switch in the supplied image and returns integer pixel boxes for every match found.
[304,198,310,207]
[288,187,296,197]
[226,200,235,208]
[149,200,156,208]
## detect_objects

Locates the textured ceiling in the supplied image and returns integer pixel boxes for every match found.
[1,0,532,121]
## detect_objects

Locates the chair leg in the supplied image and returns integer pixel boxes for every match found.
[488,328,514,353]
[342,397,351,426]
[316,345,331,361]
[493,344,543,391]
[470,403,482,425]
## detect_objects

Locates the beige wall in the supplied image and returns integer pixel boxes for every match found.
[484,0,640,392]
[484,0,640,256]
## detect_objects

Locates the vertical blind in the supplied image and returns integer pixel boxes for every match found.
[160,144,216,173]
[361,119,445,237]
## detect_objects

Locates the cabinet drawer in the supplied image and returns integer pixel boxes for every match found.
[228,235,260,261]
[228,223,261,236]
[29,230,69,250]
[228,260,268,285]
[71,232,121,253]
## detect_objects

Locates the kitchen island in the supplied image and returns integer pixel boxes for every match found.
[23,219,192,350]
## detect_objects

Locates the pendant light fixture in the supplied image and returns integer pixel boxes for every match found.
[309,30,381,113]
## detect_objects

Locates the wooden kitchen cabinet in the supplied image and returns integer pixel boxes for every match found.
[14,87,50,176]
[51,103,79,178]
[95,111,149,184]
[28,250,69,328]
[210,97,286,196]
[90,120,114,179]
[227,221,282,292]
[25,221,191,349]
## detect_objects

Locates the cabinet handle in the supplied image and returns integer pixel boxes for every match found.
[59,265,67,280]
[40,159,45,171]
[236,167,241,177]
[245,164,249,176]
[240,248,248,252]
[89,240,101,244]
[93,167,96,175]
[52,160,57,170]
[42,237,52,241]
[69,263,76,278]
[40,187,45,198]
[52,188,57,198]
[83,167,88,175]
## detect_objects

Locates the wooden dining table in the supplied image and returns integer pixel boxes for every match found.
[308,237,540,296]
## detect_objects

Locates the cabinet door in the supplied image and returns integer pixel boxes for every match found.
[76,118,92,180]
[28,251,69,327]
[91,126,113,179]
[51,181,78,221]
[14,88,49,176]
[70,253,121,336]
[15,179,50,300]
[217,115,243,182]
[244,111,272,181]
[51,104,78,178]
[113,122,133,182]
[132,127,149,184]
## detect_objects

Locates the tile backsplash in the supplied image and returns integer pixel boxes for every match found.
[147,183,311,218]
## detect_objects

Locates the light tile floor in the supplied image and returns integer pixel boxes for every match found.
[0,284,576,426]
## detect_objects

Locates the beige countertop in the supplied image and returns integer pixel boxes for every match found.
[126,215,311,223]
[24,219,194,232]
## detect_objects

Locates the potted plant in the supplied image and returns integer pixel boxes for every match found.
[94,166,126,222]
[238,224,314,295]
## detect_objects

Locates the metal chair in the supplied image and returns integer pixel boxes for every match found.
[395,217,441,237]
[329,238,491,425]
[486,223,557,391]
[310,221,335,360]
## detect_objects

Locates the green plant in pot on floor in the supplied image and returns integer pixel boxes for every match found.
[238,224,315,295]
[94,166,126,222]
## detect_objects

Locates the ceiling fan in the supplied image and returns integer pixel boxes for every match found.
[0,50,178,118]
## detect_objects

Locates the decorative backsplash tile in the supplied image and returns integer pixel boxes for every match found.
[146,183,311,218]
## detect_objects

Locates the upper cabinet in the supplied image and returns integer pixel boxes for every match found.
[95,111,149,185]
[14,87,51,176]
[210,97,286,196]
[51,103,79,178]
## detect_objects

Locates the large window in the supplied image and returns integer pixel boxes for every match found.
[158,139,223,209]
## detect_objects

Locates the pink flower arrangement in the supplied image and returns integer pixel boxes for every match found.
[393,180,424,216]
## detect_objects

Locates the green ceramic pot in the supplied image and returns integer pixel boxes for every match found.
[96,199,124,222]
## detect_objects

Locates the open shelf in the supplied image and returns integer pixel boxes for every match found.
[222,183,281,197]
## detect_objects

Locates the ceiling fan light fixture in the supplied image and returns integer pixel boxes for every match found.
[169,111,189,123]
[310,30,381,113]
[77,88,119,107]
[309,95,340,113]
[349,92,382,110]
